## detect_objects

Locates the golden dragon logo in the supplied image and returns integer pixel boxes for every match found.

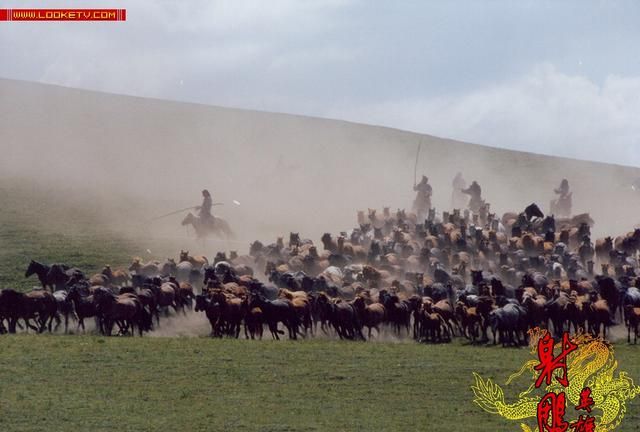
[471,328,640,431]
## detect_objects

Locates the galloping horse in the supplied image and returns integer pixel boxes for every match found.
[181,212,234,240]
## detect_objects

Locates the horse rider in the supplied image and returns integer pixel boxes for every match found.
[462,180,483,213]
[412,175,432,221]
[555,178,570,198]
[196,189,215,228]
[451,172,468,209]
[552,178,572,217]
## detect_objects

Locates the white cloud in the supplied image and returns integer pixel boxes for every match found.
[144,0,356,33]
[327,64,640,166]
[1,3,639,167]
[0,0,358,98]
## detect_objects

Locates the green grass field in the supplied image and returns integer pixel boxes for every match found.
[0,179,141,291]
[0,336,639,432]
[1,178,640,431]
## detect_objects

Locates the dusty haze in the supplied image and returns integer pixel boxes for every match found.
[2,78,640,257]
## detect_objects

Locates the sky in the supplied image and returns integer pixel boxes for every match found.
[1,0,639,166]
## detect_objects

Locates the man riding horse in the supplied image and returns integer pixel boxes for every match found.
[412,175,432,222]
[196,189,215,229]
[551,178,572,218]
[176,189,234,239]
[462,180,483,214]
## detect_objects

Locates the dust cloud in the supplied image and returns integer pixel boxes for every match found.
[2,77,640,260]
[148,311,211,338]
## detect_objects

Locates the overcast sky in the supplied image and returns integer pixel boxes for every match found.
[1,1,639,166]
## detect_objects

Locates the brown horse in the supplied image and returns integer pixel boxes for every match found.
[102,265,130,286]
[181,212,234,239]
[595,237,614,263]
[352,296,385,339]
[626,306,640,344]
[128,258,160,278]
[210,290,244,338]
[178,250,208,269]
[243,299,264,340]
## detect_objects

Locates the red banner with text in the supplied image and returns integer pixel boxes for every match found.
[0,9,126,21]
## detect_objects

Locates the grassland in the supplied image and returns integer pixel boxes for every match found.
[1,178,640,431]
[0,336,639,432]
[0,179,139,291]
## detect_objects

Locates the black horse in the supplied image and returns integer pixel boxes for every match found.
[25,260,77,291]
[249,294,299,340]
[25,260,52,290]
[524,203,544,221]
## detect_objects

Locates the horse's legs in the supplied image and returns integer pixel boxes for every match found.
[244,323,250,340]
[116,320,126,335]
[208,319,216,336]
[269,321,280,340]
[25,318,39,332]
[47,315,54,333]
[105,319,113,336]
[288,323,296,340]
[53,313,62,332]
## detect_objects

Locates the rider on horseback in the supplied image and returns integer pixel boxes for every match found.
[413,175,432,221]
[555,178,570,198]
[196,189,215,228]
[551,179,572,218]
[462,180,483,213]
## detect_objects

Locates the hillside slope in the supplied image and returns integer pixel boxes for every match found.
[1,78,639,253]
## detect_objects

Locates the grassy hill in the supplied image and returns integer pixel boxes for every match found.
[3,78,640,246]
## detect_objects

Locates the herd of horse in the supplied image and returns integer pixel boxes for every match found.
[4,202,640,346]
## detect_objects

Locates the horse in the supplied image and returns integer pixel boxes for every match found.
[181,212,234,239]
[0,288,57,333]
[67,285,98,333]
[102,265,130,286]
[25,260,69,291]
[93,287,146,336]
[25,260,50,289]
[524,203,544,222]
[249,294,299,340]
[178,250,208,269]
[195,294,224,337]
[53,290,74,333]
